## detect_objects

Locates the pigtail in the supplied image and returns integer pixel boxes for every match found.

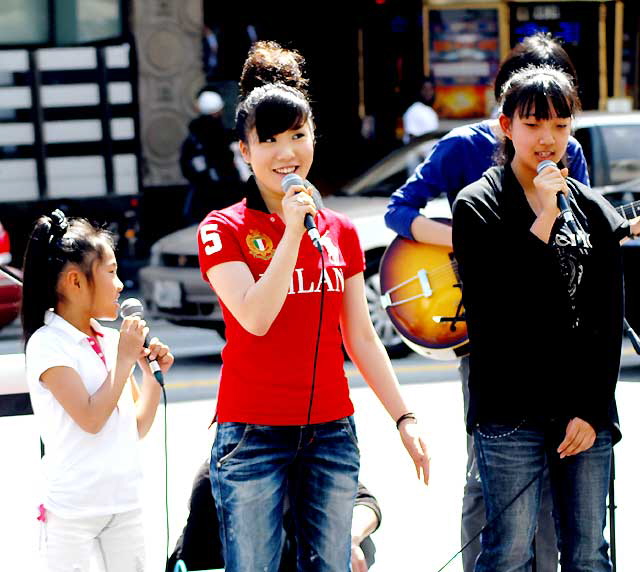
[21,211,66,345]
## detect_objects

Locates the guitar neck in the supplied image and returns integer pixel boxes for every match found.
[616,200,640,221]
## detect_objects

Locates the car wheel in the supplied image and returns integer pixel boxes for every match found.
[364,254,412,358]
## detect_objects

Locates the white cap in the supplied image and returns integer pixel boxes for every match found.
[197,91,224,115]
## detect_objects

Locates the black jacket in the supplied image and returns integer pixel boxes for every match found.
[453,165,628,440]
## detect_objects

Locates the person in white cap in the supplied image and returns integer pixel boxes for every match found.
[197,90,224,116]
[180,90,242,223]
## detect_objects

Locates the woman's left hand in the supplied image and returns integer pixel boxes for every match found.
[557,417,596,458]
[398,420,430,484]
[138,337,175,375]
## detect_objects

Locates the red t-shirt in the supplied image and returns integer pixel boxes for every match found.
[197,180,366,425]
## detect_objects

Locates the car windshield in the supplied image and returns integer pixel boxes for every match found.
[600,125,640,185]
[341,133,442,197]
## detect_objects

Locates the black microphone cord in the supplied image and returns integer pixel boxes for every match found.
[161,383,170,564]
[306,250,326,424]
[435,461,548,572]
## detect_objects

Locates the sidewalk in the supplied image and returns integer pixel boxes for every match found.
[3,380,640,571]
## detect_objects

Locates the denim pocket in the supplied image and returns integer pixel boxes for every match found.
[215,422,252,466]
[339,416,359,449]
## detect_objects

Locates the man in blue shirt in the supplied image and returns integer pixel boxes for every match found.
[385,34,589,572]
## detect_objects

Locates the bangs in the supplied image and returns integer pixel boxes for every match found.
[254,92,309,141]
[509,78,575,119]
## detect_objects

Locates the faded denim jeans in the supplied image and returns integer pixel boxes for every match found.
[473,420,612,572]
[210,417,360,572]
[460,356,558,572]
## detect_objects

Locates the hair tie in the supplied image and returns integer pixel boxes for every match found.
[48,209,68,244]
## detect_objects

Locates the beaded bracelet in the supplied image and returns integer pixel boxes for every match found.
[395,412,417,430]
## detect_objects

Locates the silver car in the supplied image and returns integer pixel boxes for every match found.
[140,112,640,356]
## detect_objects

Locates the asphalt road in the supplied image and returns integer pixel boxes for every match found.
[3,312,640,571]
[3,308,640,402]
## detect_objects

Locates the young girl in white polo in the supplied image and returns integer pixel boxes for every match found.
[21,210,174,572]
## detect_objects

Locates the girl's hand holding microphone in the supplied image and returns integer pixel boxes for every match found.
[117,316,148,367]
[139,337,174,376]
[530,162,571,242]
[281,183,317,238]
[534,162,569,213]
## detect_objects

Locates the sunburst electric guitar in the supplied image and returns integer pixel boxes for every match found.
[380,202,640,360]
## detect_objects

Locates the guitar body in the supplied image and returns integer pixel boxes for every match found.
[379,225,469,360]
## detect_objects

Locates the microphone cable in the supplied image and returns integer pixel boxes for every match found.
[161,383,170,564]
[435,461,548,572]
[306,248,326,424]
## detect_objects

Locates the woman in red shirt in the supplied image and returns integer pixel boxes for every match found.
[197,41,429,572]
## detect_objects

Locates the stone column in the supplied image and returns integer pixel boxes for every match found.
[132,0,204,186]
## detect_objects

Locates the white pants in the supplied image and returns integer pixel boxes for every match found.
[43,508,145,572]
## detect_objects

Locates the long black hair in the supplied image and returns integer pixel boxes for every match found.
[235,41,312,144]
[21,209,114,345]
[496,65,581,165]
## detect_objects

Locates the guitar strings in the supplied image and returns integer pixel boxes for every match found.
[391,261,460,299]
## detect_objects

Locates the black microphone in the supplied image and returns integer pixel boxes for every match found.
[281,173,322,252]
[119,298,164,386]
[536,159,581,242]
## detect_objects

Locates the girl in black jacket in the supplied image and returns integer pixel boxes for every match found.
[452,65,638,572]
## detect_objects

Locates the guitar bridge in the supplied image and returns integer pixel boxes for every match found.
[432,315,465,323]
[432,291,466,331]
[380,268,432,309]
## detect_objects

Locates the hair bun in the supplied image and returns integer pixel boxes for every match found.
[239,41,308,99]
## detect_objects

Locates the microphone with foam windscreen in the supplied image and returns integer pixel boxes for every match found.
[281,173,322,252]
[536,159,581,243]
[120,298,164,386]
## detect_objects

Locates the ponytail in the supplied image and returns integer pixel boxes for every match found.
[21,209,114,345]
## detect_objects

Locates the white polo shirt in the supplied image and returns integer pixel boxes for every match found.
[26,311,143,518]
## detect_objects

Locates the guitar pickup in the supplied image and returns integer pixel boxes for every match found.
[380,269,432,309]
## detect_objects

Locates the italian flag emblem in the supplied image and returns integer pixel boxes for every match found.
[246,230,274,260]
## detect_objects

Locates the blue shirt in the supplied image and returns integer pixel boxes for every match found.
[384,120,590,239]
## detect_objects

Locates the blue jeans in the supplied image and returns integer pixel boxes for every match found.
[474,420,612,572]
[210,417,360,572]
[460,357,558,572]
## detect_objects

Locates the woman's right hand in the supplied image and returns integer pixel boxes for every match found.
[281,184,317,237]
[398,420,430,485]
[533,164,570,213]
[117,316,148,365]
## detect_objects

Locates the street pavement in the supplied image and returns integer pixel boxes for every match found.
[3,309,640,570]
[3,376,640,571]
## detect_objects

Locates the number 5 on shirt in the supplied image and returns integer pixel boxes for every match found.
[200,224,222,255]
